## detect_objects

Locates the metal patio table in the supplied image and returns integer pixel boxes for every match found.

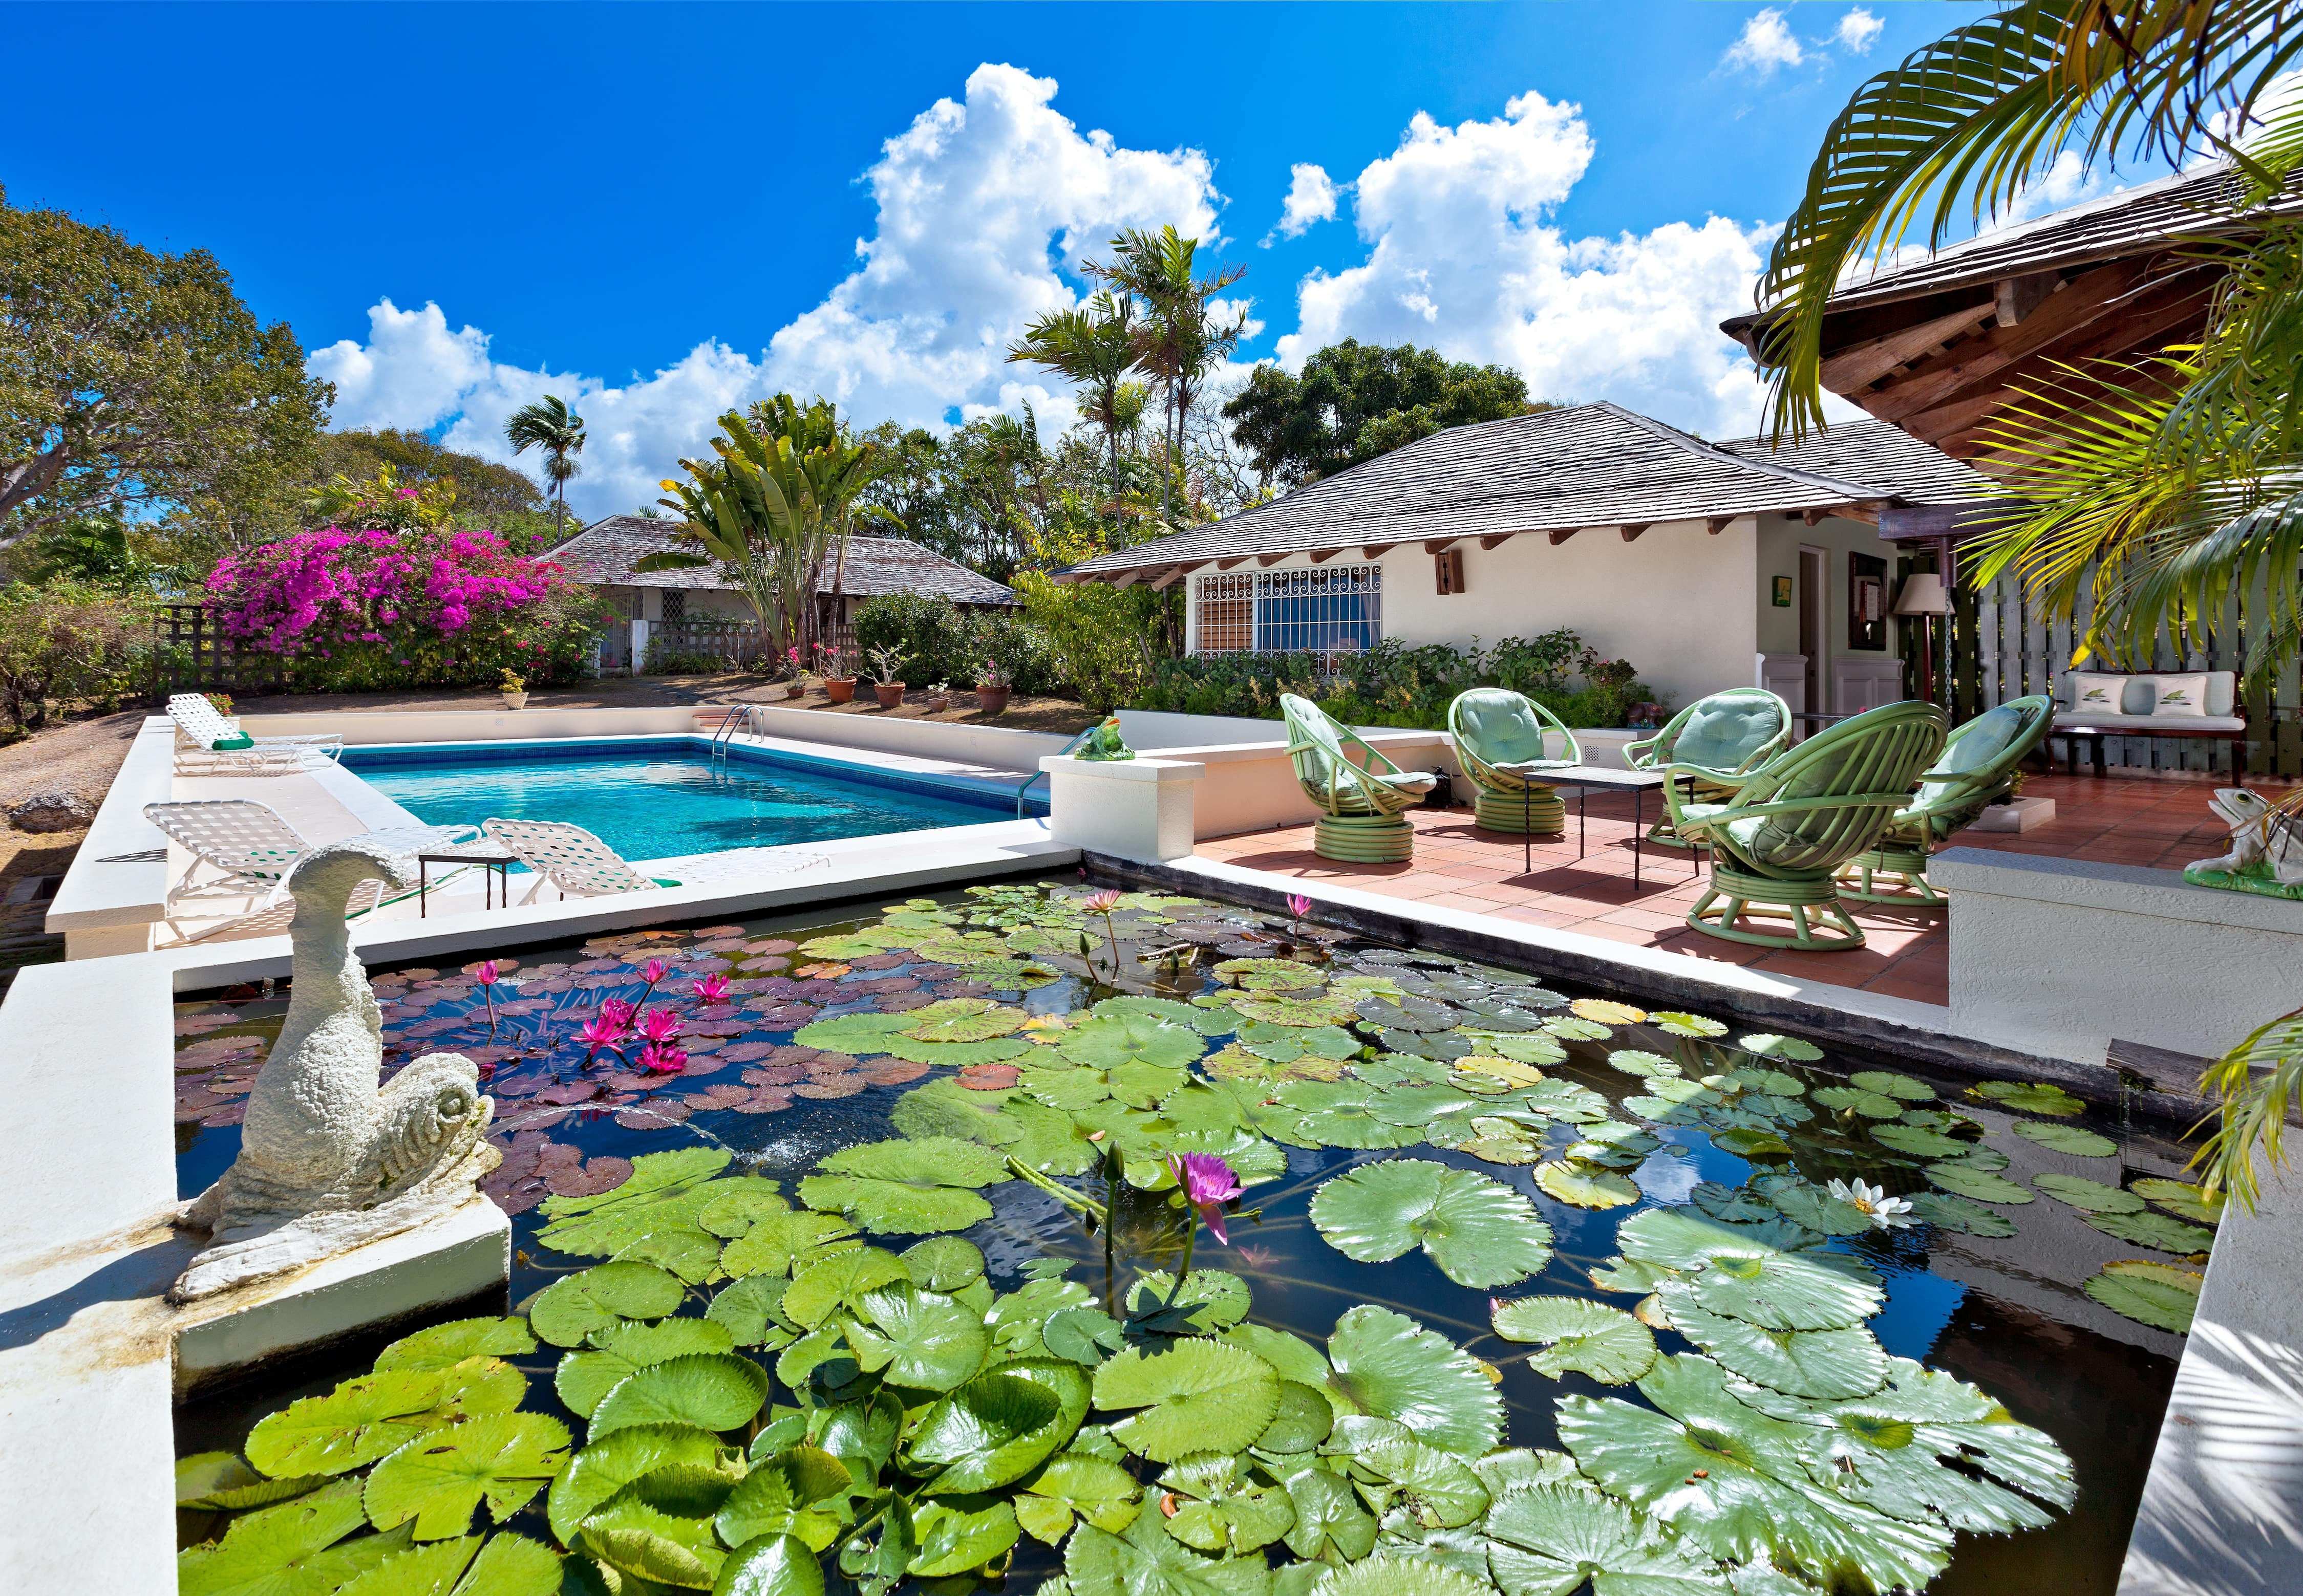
[417,844,520,917]
[1506,765,1691,891]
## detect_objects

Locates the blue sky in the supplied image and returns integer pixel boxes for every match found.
[7,1,2046,516]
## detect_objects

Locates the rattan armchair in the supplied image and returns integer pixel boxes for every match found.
[1839,695,2053,905]
[1448,688,1581,835]
[1281,694,1439,863]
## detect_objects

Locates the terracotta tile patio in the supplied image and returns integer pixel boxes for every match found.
[1196,771,2291,1007]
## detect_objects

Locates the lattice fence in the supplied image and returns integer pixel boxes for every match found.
[153,605,283,696]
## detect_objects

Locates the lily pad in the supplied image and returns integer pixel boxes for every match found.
[782,1247,910,1326]
[909,1360,1089,1489]
[361,1412,572,1538]
[1904,1191,2019,1237]
[791,1012,913,1054]
[2084,1209,2216,1256]
[1236,990,1362,1027]
[1308,1159,1555,1288]
[904,1004,1032,1043]
[246,1360,525,1477]
[846,1283,991,1391]
[556,1320,741,1417]
[1969,1080,2087,1116]
[880,1033,1035,1068]
[1489,1297,1658,1384]
[2084,1260,2204,1331]
[1015,1452,1143,1544]
[1091,1340,1280,1462]
[2131,1177,2225,1225]
[1159,1452,1297,1555]
[529,1260,687,1348]
[1311,1558,1494,1595]
[1534,1160,1639,1209]
[1058,1013,1209,1070]
[1325,1305,1502,1458]
[545,1424,721,1546]
[1682,1251,1884,1330]
[588,1353,770,1439]
[1736,1034,1823,1062]
[533,1149,738,1256]
[1849,1070,1934,1101]
[1573,999,1648,1025]
[1810,1086,1901,1118]
[1659,1287,1888,1398]
[374,1318,538,1373]
[1925,1163,2035,1205]
[722,1211,860,1279]
[1868,1123,1973,1158]
[1654,1011,1729,1038]
[798,1136,1009,1234]
[2031,1173,2145,1214]
[1484,1483,1728,1595]
[177,1479,410,1596]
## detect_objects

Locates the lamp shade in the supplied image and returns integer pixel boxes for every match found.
[1893,573,1951,616]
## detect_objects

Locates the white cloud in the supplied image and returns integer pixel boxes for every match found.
[1275,91,1783,438]
[1835,8,1884,53]
[1722,9,1806,76]
[1269,163,1338,242]
[307,62,1223,520]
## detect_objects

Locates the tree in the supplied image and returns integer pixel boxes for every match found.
[503,395,587,539]
[0,186,329,554]
[1007,290,1141,547]
[307,428,547,524]
[1222,340,1540,487]
[1092,226,1248,533]
[644,396,897,660]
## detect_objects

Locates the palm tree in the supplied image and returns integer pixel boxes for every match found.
[504,395,587,541]
[1006,290,1141,547]
[1750,0,2303,1205]
[1093,226,1248,533]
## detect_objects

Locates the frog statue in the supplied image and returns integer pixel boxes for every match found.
[1076,716,1135,762]
[171,839,498,1301]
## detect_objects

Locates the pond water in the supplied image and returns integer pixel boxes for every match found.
[342,738,1039,866]
[172,878,2212,1596]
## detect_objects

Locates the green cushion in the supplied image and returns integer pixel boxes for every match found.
[1913,704,2028,816]
[1457,689,1552,766]
[211,734,255,751]
[1672,698,1780,771]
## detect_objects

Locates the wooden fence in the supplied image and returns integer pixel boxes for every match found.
[1943,554,2299,779]
[153,605,283,697]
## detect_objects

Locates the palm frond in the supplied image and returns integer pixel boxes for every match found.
[2192,1004,2303,1211]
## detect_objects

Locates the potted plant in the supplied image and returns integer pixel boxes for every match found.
[817,642,858,705]
[974,655,1012,717]
[924,681,951,714]
[866,644,907,710]
[499,668,528,710]
[780,646,806,700]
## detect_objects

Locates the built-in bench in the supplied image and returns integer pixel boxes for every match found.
[2050,670,2248,781]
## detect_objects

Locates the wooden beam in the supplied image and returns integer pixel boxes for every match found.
[1309,548,1345,564]
[1110,570,1143,589]
[1215,557,1249,570]
[1148,566,1189,590]
[1705,516,1733,535]
[1819,300,1997,392]
[1802,508,1827,527]
[1548,528,1580,546]
[1359,543,1397,558]
[1478,534,1513,550]
[1619,523,1650,543]
[1994,270,2060,327]
[1422,539,1458,553]
[1256,552,1291,567]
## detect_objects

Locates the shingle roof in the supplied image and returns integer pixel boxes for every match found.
[1726,162,2303,332]
[1720,417,1998,502]
[1060,403,1973,580]
[552,517,1018,606]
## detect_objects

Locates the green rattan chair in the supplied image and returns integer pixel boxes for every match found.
[1281,693,1440,862]
[1839,695,2054,905]
[1626,687,1790,848]
[1667,700,1948,951]
[1448,688,1582,835]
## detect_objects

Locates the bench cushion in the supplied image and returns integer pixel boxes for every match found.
[2053,713,2244,733]
[2058,670,2236,717]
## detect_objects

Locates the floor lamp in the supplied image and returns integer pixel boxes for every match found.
[1894,573,1951,704]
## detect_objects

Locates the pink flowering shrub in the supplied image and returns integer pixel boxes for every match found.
[204,526,604,691]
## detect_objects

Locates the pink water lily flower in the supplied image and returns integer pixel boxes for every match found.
[636,1008,683,1044]
[1170,1153,1243,1245]
[638,1042,689,1074]
[1081,889,1123,914]
[598,999,636,1030]
[576,1015,628,1061]
[473,960,502,984]
[692,974,730,1004]
[1286,894,1313,923]
[642,958,670,985]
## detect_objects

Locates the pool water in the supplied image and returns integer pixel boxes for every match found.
[172,881,2206,1595]
[343,738,1035,865]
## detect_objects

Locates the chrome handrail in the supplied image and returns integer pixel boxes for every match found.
[1016,727,1093,816]
[708,704,748,763]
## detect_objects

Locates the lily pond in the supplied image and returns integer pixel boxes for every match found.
[170,878,2221,1596]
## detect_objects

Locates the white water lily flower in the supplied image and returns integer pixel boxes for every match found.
[1828,1177,1917,1229]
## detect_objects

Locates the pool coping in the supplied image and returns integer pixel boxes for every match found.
[339,730,1052,818]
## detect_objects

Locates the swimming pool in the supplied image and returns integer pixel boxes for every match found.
[343,737,1042,864]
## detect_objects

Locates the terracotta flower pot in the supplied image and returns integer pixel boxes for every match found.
[974,684,1012,716]
[824,677,858,704]
[873,682,906,709]
[925,695,951,714]
[783,681,806,700]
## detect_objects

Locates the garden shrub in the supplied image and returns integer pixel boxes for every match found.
[1014,570,1168,712]
[0,579,158,730]
[851,593,1063,696]
[204,526,605,693]
[639,637,731,676]
[1133,631,1667,730]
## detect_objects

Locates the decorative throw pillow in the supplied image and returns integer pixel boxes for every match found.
[2069,673,2129,715]
[2147,673,2209,716]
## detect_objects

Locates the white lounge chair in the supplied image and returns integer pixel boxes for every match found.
[482,818,682,903]
[143,799,475,930]
[167,694,345,776]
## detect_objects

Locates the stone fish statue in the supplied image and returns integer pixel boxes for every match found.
[2184,786,2303,899]
[172,839,499,1301]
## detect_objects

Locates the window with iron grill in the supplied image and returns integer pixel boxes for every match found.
[1193,565,1381,663]
[660,590,687,625]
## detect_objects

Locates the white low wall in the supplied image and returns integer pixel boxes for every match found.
[45,718,177,958]
[1933,846,2303,1064]
[244,705,711,744]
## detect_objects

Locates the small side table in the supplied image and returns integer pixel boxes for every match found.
[417,847,519,916]
[1524,766,1693,891]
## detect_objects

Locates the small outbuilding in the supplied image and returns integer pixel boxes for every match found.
[552,516,1019,671]
[1056,401,1993,720]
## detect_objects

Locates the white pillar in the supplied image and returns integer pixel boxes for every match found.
[1041,756,1205,862]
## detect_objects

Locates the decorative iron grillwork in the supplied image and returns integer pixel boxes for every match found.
[1193,566,1381,669]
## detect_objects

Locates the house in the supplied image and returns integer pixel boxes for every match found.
[1719,162,2303,468]
[1054,402,1995,719]
[552,516,1020,671]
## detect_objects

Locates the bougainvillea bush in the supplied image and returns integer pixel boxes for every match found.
[204,526,605,692]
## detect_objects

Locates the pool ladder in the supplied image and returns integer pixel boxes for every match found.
[1013,727,1094,816]
[707,705,749,764]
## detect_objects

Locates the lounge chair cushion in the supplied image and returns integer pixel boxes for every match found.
[1673,699,1780,771]
[1455,689,1561,768]
[1913,703,2023,811]
[1680,741,1859,865]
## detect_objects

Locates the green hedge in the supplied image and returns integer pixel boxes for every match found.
[851,594,1061,696]
[1131,632,1668,731]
